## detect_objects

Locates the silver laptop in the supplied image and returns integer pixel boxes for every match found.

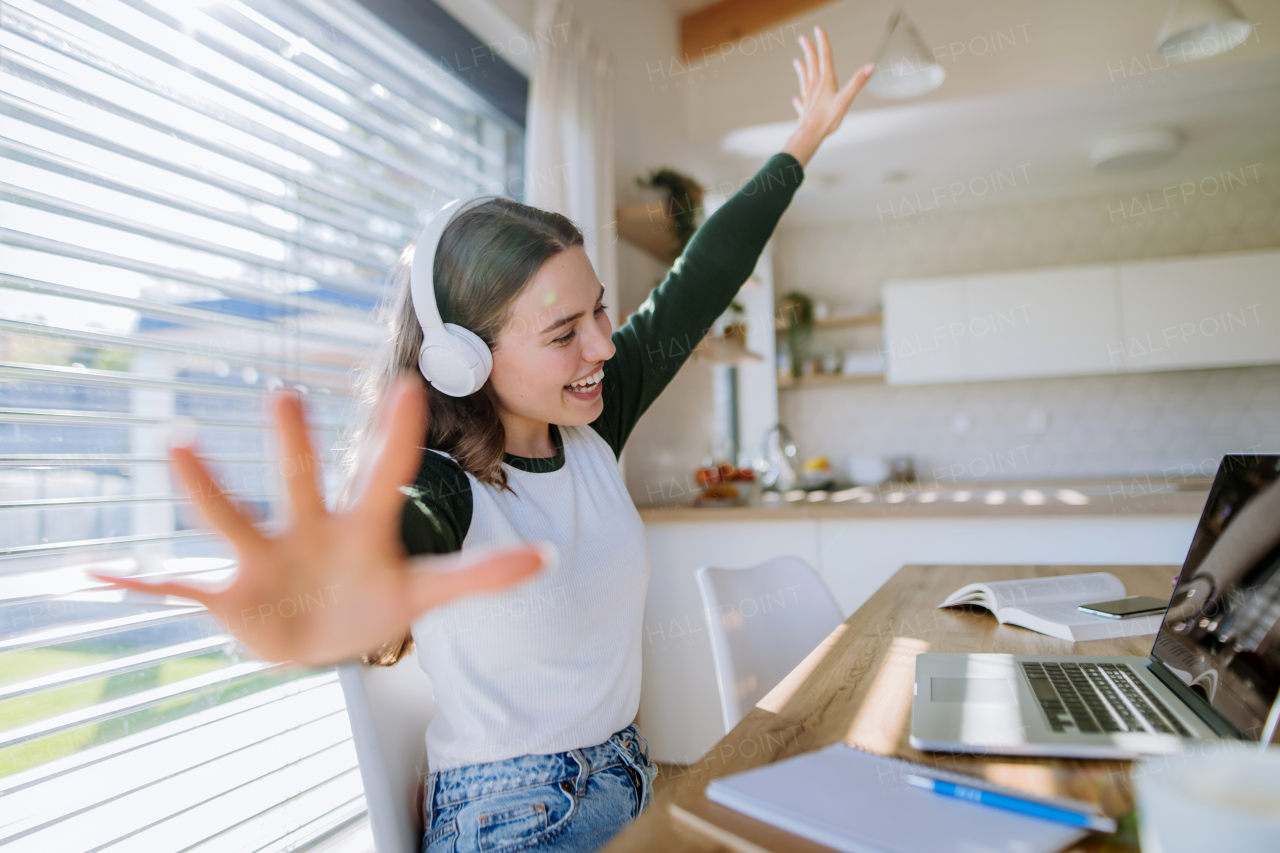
[911,454,1280,758]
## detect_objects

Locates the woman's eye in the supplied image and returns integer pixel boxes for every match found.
[553,330,576,345]
[594,304,607,316]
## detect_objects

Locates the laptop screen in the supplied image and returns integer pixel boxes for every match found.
[1151,454,1280,740]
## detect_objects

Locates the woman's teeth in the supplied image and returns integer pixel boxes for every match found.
[566,369,604,391]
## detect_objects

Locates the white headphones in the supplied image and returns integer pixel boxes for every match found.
[410,194,500,397]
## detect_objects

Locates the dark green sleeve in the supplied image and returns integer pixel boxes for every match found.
[398,450,472,555]
[590,153,804,456]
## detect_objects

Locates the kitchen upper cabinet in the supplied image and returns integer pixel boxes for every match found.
[882,250,1280,385]
[966,266,1123,381]
[882,278,967,385]
[1119,251,1280,372]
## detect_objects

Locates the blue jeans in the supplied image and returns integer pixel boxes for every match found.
[422,725,658,853]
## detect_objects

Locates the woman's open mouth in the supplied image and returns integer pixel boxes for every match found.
[564,368,604,400]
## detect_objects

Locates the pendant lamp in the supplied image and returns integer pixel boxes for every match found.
[864,10,945,99]
[1156,0,1252,61]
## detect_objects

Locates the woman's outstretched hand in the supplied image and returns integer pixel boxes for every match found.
[92,376,544,667]
[782,26,874,168]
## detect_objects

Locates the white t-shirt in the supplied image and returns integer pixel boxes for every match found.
[410,425,650,771]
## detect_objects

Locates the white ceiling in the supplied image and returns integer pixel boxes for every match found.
[667,0,1280,220]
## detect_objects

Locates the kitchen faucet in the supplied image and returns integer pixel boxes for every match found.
[761,423,799,492]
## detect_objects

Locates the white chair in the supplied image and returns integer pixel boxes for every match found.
[337,657,436,853]
[696,556,844,733]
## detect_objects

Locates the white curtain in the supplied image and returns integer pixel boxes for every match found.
[525,0,617,326]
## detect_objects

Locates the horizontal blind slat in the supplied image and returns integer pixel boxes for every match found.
[9,0,485,186]
[0,362,355,398]
[1,3,520,848]
[0,634,237,702]
[0,138,401,268]
[0,228,372,322]
[0,407,342,432]
[0,318,358,376]
[0,659,289,751]
[0,275,372,353]
[1,183,386,301]
[11,0,498,199]
[0,110,416,248]
[0,39,431,224]
[0,606,207,652]
[0,673,342,797]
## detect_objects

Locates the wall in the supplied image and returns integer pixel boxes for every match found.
[774,175,1280,481]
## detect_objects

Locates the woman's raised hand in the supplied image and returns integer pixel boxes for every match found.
[93,376,544,666]
[782,26,875,168]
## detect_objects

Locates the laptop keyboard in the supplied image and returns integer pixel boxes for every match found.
[1020,661,1192,737]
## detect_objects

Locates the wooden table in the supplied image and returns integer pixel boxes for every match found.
[606,564,1181,853]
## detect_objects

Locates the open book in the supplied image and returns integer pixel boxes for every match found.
[938,572,1164,642]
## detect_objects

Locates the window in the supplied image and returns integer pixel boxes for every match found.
[0,0,522,848]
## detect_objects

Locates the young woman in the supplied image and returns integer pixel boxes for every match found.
[100,29,872,853]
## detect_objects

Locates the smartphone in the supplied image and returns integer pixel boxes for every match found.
[1077,596,1170,619]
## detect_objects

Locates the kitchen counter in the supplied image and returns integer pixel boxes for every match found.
[636,476,1212,521]
[635,475,1208,763]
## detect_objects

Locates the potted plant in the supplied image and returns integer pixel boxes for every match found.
[779,290,814,378]
[635,167,703,259]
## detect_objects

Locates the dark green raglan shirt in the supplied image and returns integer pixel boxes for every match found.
[400,153,804,555]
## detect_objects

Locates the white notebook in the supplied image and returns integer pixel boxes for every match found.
[938,572,1163,641]
[705,744,1087,853]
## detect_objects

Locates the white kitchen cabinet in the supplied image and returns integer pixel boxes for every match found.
[882,278,967,385]
[639,512,1198,764]
[1119,250,1280,372]
[882,250,1280,384]
[965,266,1123,380]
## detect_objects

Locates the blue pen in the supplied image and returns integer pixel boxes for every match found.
[904,774,1117,833]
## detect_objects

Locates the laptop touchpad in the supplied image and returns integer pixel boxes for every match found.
[931,678,1016,704]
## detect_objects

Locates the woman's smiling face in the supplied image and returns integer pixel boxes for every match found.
[488,245,615,427]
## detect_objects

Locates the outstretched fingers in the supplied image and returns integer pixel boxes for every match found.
[170,445,265,550]
[90,572,215,608]
[792,58,808,100]
[814,27,832,87]
[274,392,324,520]
[836,62,876,111]
[798,35,817,89]
[355,375,428,522]
[405,546,545,615]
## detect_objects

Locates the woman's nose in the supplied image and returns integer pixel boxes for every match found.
[582,321,616,362]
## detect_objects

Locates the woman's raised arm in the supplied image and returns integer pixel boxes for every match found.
[93,377,544,667]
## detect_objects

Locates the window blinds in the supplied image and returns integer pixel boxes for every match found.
[0,0,522,848]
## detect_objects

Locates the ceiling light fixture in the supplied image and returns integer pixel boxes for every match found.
[1156,0,1252,62]
[1090,128,1182,171]
[864,11,945,99]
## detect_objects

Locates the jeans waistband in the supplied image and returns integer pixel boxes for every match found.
[429,725,649,807]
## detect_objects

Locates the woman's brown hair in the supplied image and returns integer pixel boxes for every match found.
[342,197,583,666]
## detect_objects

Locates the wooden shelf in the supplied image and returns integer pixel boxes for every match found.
[616,203,679,263]
[694,334,764,365]
[777,372,885,390]
[774,311,882,332]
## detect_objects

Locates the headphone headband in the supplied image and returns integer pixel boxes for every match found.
[409,194,501,332]
[408,193,502,397]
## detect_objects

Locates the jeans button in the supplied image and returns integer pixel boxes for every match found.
[560,780,573,793]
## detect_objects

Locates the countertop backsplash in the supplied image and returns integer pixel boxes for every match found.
[773,174,1280,486]
[780,363,1280,484]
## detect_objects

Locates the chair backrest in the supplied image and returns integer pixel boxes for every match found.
[337,656,436,853]
[696,556,844,733]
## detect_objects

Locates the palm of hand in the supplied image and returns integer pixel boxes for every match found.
[788,27,875,151]
[95,378,543,667]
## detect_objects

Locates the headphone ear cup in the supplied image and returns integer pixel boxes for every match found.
[418,324,493,397]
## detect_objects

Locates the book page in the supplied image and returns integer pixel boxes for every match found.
[1003,602,1163,642]
[985,573,1125,609]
